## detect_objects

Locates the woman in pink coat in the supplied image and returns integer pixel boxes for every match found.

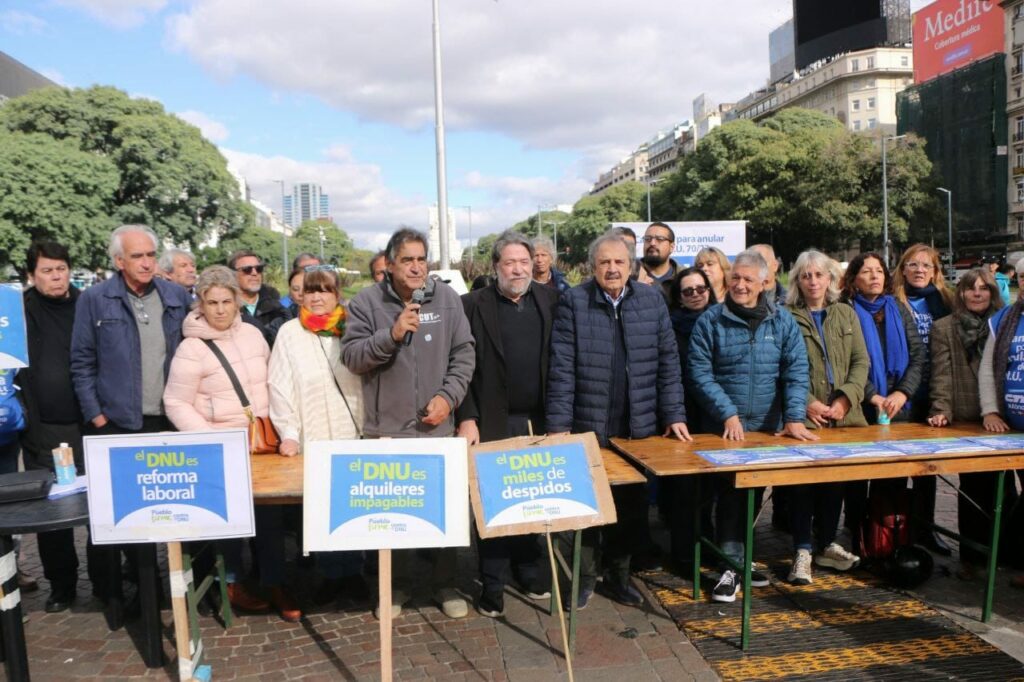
[164,265,300,622]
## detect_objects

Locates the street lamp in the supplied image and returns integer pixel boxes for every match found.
[273,179,288,270]
[882,134,907,268]
[937,187,953,271]
[646,177,665,222]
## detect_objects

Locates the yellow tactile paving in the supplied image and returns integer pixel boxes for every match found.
[717,634,996,681]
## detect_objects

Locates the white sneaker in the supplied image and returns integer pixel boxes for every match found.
[788,549,813,585]
[711,570,739,603]
[435,588,468,619]
[373,589,408,620]
[815,542,860,572]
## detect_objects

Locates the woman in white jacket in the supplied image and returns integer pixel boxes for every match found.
[163,266,300,621]
[269,266,366,605]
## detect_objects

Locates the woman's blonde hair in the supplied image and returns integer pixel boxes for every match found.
[892,243,954,311]
[786,249,842,308]
[694,246,730,287]
[193,265,241,310]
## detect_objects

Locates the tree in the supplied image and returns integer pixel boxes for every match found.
[289,220,354,265]
[0,130,119,270]
[651,108,935,264]
[0,85,251,268]
[558,183,646,265]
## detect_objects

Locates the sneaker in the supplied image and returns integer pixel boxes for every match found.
[749,569,770,588]
[477,590,504,618]
[597,579,644,607]
[815,542,861,572]
[562,583,595,611]
[435,588,468,619]
[788,549,813,585]
[712,570,738,603]
[374,589,408,620]
[516,578,550,601]
[226,582,270,613]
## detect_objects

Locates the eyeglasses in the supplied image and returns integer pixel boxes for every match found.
[131,297,149,325]
[904,262,934,271]
[234,264,265,275]
[642,236,672,244]
[681,285,709,297]
[304,264,335,273]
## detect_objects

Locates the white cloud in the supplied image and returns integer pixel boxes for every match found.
[39,68,68,87]
[164,0,793,167]
[55,0,167,28]
[177,110,229,143]
[0,10,47,35]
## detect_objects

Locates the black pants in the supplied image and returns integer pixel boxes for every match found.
[789,483,843,553]
[959,471,1020,565]
[668,475,713,569]
[573,484,648,586]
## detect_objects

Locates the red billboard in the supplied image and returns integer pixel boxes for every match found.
[913,0,1004,84]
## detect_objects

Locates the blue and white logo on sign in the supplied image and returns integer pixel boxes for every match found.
[330,454,446,536]
[110,444,228,525]
[475,442,598,528]
[0,284,28,369]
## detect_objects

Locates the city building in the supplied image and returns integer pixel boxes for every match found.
[770,19,797,85]
[793,0,911,72]
[646,122,694,180]
[590,145,649,195]
[428,205,463,264]
[1004,0,1024,240]
[0,50,57,103]
[251,198,290,236]
[729,46,913,134]
[283,183,330,227]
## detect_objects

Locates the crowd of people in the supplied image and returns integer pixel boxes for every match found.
[8,220,1024,624]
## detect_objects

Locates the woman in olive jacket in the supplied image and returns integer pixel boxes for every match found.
[783,250,868,585]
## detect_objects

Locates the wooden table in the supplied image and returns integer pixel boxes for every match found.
[249,447,646,503]
[611,423,1024,650]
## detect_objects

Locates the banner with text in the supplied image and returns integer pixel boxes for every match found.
[0,284,28,369]
[612,221,746,266]
[85,429,255,544]
[913,0,1003,84]
[303,438,469,552]
[469,433,616,539]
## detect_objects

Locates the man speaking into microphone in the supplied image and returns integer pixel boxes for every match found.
[342,227,475,619]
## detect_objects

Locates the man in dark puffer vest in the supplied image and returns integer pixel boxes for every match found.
[547,232,690,609]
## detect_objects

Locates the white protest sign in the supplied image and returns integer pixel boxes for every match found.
[613,220,747,265]
[303,437,469,552]
[85,429,255,544]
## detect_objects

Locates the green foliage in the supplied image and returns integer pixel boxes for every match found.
[651,108,935,264]
[557,183,645,265]
[0,85,250,269]
[0,129,119,271]
[290,220,354,266]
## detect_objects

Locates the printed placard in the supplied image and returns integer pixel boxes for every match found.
[611,220,746,265]
[85,430,254,544]
[303,438,469,552]
[469,433,616,539]
[791,442,901,460]
[696,446,811,466]
[883,438,996,455]
[964,434,1024,451]
[0,284,28,369]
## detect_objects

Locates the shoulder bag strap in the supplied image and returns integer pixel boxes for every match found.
[318,340,363,438]
[202,339,253,416]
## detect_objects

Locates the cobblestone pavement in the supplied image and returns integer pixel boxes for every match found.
[6,474,1024,680]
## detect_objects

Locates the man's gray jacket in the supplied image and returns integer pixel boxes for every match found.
[341,276,475,437]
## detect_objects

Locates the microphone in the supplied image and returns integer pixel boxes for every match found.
[403,288,425,346]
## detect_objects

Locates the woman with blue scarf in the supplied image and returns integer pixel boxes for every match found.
[892,244,954,554]
[840,253,927,547]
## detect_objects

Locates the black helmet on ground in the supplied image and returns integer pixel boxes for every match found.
[886,545,934,588]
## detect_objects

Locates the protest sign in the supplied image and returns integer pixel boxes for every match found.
[468,433,616,539]
[85,429,254,544]
[0,284,28,369]
[611,220,746,265]
[302,437,469,552]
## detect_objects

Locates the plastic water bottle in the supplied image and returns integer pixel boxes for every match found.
[877,412,891,426]
[51,442,76,485]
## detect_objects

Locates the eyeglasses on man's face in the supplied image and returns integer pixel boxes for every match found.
[642,235,672,244]
[235,264,265,275]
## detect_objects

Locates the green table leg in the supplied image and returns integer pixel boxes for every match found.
[741,487,754,652]
[693,476,702,601]
[983,470,1006,622]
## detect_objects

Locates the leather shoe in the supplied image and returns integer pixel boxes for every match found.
[227,582,269,612]
[920,532,953,557]
[269,586,302,622]
[45,588,76,613]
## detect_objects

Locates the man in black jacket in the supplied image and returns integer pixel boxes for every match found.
[18,241,101,612]
[457,232,560,617]
[229,249,290,346]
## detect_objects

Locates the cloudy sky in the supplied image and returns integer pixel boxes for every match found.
[1,0,932,250]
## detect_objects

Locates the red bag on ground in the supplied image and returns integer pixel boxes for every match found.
[859,485,912,560]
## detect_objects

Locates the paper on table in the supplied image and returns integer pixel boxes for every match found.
[696,447,811,466]
[791,442,902,460]
[963,434,1024,450]
[48,475,87,500]
[883,438,996,455]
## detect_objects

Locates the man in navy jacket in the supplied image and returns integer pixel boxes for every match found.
[547,232,689,608]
